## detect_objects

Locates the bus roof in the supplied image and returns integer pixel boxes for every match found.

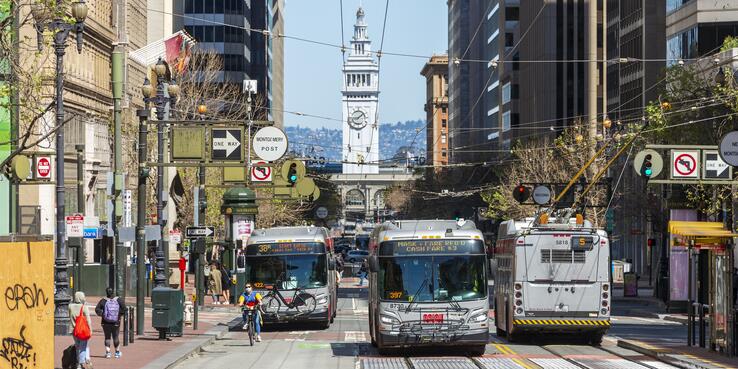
[247,226,329,245]
[371,220,483,244]
[498,218,597,238]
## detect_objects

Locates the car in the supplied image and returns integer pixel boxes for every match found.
[346,250,369,264]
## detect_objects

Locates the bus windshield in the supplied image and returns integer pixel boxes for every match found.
[379,254,487,302]
[245,254,327,289]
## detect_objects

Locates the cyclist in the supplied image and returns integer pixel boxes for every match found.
[238,283,262,342]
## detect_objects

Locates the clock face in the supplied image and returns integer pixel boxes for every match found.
[349,109,367,129]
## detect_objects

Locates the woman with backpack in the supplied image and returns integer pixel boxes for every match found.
[69,291,92,369]
[95,287,126,359]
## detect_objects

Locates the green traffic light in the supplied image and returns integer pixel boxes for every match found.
[289,174,298,182]
[644,168,652,177]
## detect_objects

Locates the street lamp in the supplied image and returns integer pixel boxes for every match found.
[147,58,178,288]
[135,78,152,334]
[33,0,88,336]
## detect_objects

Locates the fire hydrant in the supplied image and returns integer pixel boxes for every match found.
[184,300,193,326]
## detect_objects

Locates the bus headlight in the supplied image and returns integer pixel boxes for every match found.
[316,296,328,305]
[471,313,488,323]
[380,315,399,325]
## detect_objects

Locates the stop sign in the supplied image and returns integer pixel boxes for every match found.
[36,157,51,179]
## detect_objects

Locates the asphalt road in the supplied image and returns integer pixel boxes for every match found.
[174,287,687,369]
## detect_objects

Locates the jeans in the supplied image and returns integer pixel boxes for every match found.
[358,272,366,285]
[242,310,261,335]
[74,337,90,364]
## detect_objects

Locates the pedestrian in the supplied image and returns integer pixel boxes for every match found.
[69,291,92,369]
[209,261,223,304]
[220,262,233,305]
[336,255,344,280]
[358,259,368,286]
[95,287,126,359]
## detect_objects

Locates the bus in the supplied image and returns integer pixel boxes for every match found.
[367,220,489,356]
[245,226,338,328]
[494,217,611,344]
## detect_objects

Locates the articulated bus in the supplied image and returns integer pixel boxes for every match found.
[367,220,489,355]
[494,218,611,344]
[245,226,338,328]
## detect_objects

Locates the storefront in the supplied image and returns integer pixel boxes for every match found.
[669,221,736,355]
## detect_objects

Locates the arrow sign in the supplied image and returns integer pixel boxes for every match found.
[212,128,243,161]
[704,150,732,180]
[186,226,215,238]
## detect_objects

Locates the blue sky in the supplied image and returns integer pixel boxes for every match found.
[284,0,448,129]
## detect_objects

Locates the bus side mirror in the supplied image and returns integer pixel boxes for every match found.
[368,256,378,272]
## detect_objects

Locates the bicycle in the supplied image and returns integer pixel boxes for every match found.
[262,279,317,318]
[241,303,259,346]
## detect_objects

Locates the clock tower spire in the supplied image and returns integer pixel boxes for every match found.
[342,6,379,174]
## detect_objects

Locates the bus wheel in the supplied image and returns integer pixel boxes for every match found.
[467,345,486,356]
[319,319,330,330]
[588,332,604,346]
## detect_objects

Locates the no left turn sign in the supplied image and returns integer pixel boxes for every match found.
[251,161,272,182]
[671,150,699,179]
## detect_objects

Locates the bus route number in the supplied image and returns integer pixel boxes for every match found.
[388,291,403,299]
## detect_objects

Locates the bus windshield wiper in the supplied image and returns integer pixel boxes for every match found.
[405,278,429,313]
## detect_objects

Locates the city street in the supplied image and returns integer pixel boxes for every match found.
[174,287,697,369]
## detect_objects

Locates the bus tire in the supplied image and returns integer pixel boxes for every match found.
[588,332,604,346]
[319,319,330,330]
[467,345,486,356]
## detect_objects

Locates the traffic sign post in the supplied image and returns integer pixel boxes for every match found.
[186,226,215,238]
[532,185,552,205]
[671,150,700,179]
[253,126,288,162]
[211,128,243,161]
[36,156,52,179]
[250,161,272,182]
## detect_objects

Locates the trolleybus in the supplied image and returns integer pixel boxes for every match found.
[494,217,611,344]
[367,220,489,355]
[245,226,338,328]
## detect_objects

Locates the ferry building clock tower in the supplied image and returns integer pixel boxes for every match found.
[342,7,379,174]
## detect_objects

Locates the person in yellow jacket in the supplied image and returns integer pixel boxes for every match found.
[238,283,263,341]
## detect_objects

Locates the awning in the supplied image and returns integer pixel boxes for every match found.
[669,221,738,245]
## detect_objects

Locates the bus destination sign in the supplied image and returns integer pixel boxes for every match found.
[246,242,325,256]
[380,239,484,256]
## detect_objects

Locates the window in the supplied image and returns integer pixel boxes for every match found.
[441,134,447,144]
[505,7,519,21]
[441,150,447,157]
[505,33,514,48]
[667,0,693,13]
[502,111,511,132]
[367,74,371,86]
[442,107,447,114]
[441,119,447,128]
[502,82,511,104]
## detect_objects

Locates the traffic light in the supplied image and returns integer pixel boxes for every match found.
[287,163,298,185]
[513,185,531,204]
[641,154,653,178]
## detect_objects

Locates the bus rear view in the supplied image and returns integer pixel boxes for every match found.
[368,220,489,356]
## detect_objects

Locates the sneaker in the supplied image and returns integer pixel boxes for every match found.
[105,352,112,359]
[242,323,249,331]
[114,351,121,359]
[256,335,262,342]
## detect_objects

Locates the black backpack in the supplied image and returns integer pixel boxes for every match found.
[61,344,77,369]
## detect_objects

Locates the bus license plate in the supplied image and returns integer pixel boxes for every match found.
[422,313,444,324]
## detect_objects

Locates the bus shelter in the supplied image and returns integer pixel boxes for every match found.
[669,221,736,355]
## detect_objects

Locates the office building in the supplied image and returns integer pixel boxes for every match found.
[420,55,449,168]
[666,0,738,64]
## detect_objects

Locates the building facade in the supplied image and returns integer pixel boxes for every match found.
[420,55,449,168]
[176,0,284,124]
[341,7,380,175]
[665,0,738,65]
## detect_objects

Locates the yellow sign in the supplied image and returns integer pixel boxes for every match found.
[0,241,54,369]
[171,127,206,160]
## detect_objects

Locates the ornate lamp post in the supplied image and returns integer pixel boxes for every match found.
[148,58,179,288]
[33,0,88,336]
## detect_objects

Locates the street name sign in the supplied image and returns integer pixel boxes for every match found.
[703,150,732,180]
[251,161,272,182]
[671,150,700,179]
[65,214,84,239]
[212,128,243,161]
[253,126,288,161]
[36,156,51,179]
[186,226,215,238]
[719,131,738,167]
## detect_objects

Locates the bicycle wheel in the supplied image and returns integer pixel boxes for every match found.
[293,293,317,315]
[248,316,255,346]
[263,294,281,314]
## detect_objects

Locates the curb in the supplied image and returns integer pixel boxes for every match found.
[617,340,713,369]
[141,322,231,369]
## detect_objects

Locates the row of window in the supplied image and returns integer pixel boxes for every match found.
[346,73,373,87]
[185,25,250,44]
[666,23,738,66]
[184,0,247,15]
[666,0,692,13]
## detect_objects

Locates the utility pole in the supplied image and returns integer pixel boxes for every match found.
[112,47,126,299]
[135,98,150,335]
[75,145,85,293]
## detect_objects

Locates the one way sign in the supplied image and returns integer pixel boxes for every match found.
[186,226,215,238]
[212,128,243,161]
[704,150,732,180]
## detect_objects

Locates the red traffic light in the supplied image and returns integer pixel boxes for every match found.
[647,238,655,247]
[513,185,531,203]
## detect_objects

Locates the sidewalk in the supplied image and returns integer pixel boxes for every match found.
[53,303,233,369]
[618,339,738,369]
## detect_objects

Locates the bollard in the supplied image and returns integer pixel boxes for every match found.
[129,306,135,344]
[688,302,695,346]
[699,304,708,348]
[123,307,129,346]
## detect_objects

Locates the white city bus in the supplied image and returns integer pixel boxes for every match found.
[494,217,611,344]
[367,220,489,355]
[245,226,338,328]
